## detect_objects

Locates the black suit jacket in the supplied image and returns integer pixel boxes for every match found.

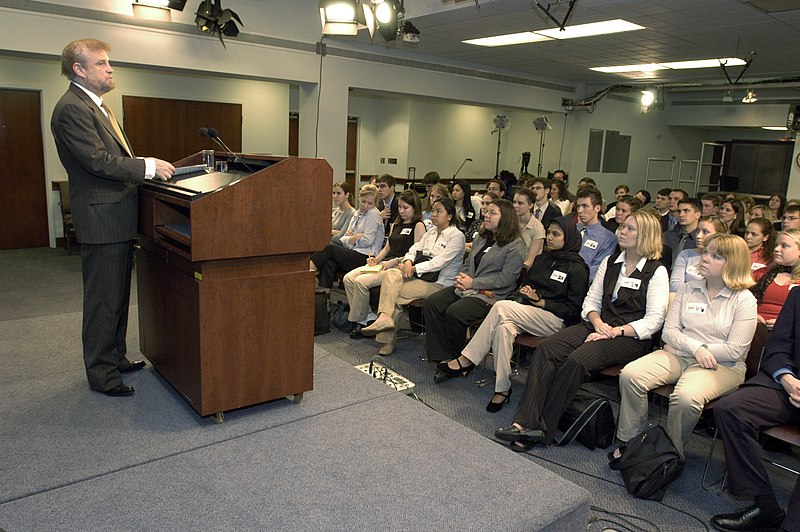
[747,287,800,390]
[51,83,145,244]
[538,202,562,231]
[378,194,399,236]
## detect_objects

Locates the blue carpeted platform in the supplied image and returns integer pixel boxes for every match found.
[0,310,589,530]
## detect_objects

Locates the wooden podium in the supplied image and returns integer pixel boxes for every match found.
[136,152,331,421]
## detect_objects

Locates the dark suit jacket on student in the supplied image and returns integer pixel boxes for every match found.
[378,194,399,236]
[538,202,562,232]
[746,287,800,390]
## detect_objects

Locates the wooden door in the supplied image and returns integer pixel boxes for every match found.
[0,89,49,249]
[345,117,358,194]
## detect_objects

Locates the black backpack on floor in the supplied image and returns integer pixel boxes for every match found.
[610,425,684,501]
[556,392,615,450]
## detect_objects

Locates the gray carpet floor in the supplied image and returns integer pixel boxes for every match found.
[1,247,799,531]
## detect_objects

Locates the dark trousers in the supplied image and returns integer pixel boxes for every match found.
[311,244,367,289]
[715,385,800,531]
[81,240,134,392]
[512,322,649,444]
[423,287,491,362]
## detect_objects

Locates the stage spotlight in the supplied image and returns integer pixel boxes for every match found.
[195,0,242,45]
[375,0,399,41]
[319,0,373,36]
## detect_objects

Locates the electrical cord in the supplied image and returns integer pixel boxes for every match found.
[314,36,326,158]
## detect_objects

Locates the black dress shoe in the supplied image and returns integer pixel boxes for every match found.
[349,324,364,339]
[494,424,546,443]
[119,360,146,373]
[101,384,135,397]
[710,505,785,531]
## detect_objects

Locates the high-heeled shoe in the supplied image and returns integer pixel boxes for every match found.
[434,357,475,383]
[486,388,512,413]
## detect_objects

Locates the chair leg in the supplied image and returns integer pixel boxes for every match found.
[701,427,728,492]
[472,351,495,387]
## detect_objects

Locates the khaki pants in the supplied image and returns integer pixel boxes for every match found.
[462,300,564,393]
[616,349,745,458]
[343,266,387,323]
[374,268,443,344]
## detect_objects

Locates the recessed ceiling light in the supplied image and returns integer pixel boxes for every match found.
[762,126,787,131]
[536,19,644,39]
[463,18,642,47]
[463,32,552,47]
[590,63,666,73]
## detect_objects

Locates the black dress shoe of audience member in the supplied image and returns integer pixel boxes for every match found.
[710,505,785,531]
[119,359,146,373]
[101,384,135,397]
[350,324,364,339]
[494,424,546,443]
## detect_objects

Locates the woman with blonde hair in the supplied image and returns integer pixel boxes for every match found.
[311,184,384,293]
[751,228,800,329]
[495,210,669,449]
[612,233,757,461]
[343,189,426,337]
[422,183,451,230]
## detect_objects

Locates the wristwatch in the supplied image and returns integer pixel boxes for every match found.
[618,326,625,337]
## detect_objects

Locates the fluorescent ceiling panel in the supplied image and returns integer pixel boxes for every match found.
[592,57,747,73]
[463,32,552,47]
[536,19,645,39]
[762,126,787,130]
[590,63,666,73]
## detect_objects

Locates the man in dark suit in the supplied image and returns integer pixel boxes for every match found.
[710,288,800,532]
[375,174,398,236]
[529,177,562,230]
[51,38,174,396]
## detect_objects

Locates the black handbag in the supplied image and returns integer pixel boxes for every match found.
[413,251,440,282]
[556,391,615,450]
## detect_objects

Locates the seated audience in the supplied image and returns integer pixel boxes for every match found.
[710,287,800,532]
[343,190,425,337]
[720,198,747,237]
[436,217,589,412]
[663,197,702,266]
[574,187,617,283]
[604,184,630,221]
[605,195,642,234]
[422,171,440,197]
[634,189,651,207]
[423,199,526,362]
[768,192,787,223]
[664,189,689,232]
[701,193,722,217]
[529,177,562,229]
[486,178,506,199]
[671,215,727,293]
[495,210,669,449]
[749,204,773,223]
[737,194,756,222]
[422,183,450,230]
[451,180,480,233]
[551,179,573,215]
[751,228,800,330]
[375,174,398,237]
[780,204,800,231]
[655,188,672,217]
[360,197,465,355]
[550,169,575,204]
[744,217,776,273]
[331,181,355,241]
[466,192,498,251]
[311,184,384,293]
[513,188,545,269]
[612,234,757,462]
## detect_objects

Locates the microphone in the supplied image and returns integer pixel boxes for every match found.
[453,157,473,181]
[199,127,254,173]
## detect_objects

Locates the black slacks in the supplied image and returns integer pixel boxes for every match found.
[715,384,800,531]
[512,322,649,444]
[423,286,491,362]
[311,244,367,289]
[81,240,134,392]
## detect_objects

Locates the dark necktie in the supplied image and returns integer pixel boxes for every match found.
[535,207,542,220]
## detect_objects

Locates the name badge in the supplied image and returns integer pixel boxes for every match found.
[751,262,766,271]
[550,270,567,283]
[584,239,599,250]
[687,265,701,277]
[437,242,447,248]
[400,228,412,235]
[467,212,474,219]
[621,278,641,290]
[687,303,708,314]
[483,246,492,253]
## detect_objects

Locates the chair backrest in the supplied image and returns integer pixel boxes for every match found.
[745,321,768,380]
[56,180,71,214]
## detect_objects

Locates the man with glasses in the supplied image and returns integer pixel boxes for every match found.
[780,204,800,231]
[375,174,398,236]
[529,177,561,230]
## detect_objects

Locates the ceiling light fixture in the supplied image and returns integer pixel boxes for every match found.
[762,126,787,131]
[319,0,372,36]
[132,1,172,21]
[464,18,642,47]
[742,89,758,103]
[591,57,746,74]
[640,90,656,110]
[195,0,242,47]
